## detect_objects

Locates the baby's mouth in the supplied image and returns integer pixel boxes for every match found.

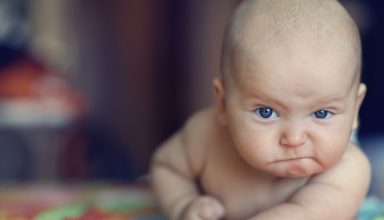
[270,157,316,177]
[273,157,312,163]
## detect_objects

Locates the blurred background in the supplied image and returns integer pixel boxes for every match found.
[0,0,382,196]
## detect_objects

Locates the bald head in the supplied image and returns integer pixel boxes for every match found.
[221,0,361,83]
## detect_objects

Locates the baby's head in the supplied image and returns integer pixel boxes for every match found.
[214,0,366,177]
[220,0,362,85]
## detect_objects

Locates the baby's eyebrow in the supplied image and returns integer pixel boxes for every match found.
[317,96,346,104]
[310,96,347,109]
[245,93,347,110]
[244,94,289,110]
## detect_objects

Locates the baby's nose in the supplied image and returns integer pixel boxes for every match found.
[279,122,307,148]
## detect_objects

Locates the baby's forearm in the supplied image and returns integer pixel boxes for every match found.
[247,202,355,220]
[247,203,308,220]
[151,162,200,220]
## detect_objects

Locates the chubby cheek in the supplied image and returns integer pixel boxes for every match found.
[318,136,349,169]
[230,126,277,168]
[316,131,350,170]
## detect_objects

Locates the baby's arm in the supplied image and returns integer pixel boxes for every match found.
[248,144,370,220]
[150,123,225,220]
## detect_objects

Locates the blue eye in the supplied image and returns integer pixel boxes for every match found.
[255,107,279,119]
[313,110,332,119]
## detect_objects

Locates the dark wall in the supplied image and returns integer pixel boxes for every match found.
[359,1,384,137]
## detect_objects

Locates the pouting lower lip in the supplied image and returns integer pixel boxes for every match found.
[274,157,312,162]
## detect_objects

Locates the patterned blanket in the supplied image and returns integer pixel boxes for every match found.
[0,183,158,220]
[358,196,384,220]
[0,183,381,220]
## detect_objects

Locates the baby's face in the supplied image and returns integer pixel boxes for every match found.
[222,39,365,177]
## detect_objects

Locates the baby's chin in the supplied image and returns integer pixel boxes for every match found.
[263,158,324,178]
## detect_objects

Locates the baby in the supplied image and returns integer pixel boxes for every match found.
[150,0,371,219]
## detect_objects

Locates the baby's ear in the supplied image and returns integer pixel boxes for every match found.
[353,83,367,130]
[213,78,227,125]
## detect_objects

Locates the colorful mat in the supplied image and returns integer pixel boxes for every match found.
[0,183,381,220]
[0,183,161,220]
[358,196,384,220]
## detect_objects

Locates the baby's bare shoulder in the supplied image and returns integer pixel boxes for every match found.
[182,107,221,174]
[296,143,371,210]
[152,106,218,177]
[285,144,370,219]
[311,143,370,185]
[183,107,218,143]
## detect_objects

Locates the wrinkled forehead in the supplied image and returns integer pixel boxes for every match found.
[228,36,360,98]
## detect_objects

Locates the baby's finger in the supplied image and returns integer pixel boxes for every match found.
[197,198,225,219]
[199,204,225,219]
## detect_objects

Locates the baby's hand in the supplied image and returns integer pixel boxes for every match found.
[181,196,225,220]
